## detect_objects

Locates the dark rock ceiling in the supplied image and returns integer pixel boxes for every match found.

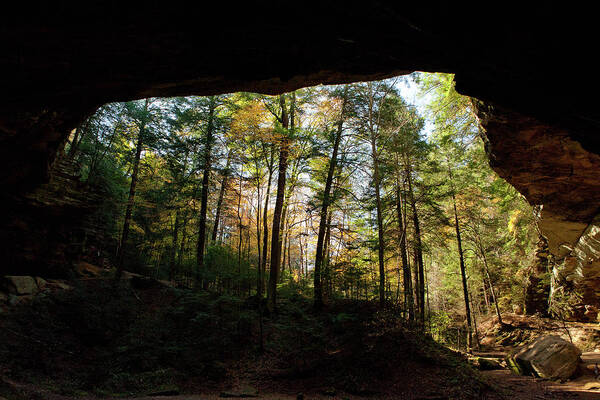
[1,3,599,279]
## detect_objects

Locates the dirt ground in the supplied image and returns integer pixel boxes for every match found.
[481,369,600,400]
[4,368,600,400]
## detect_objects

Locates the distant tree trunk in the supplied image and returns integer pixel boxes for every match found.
[280,216,290,282]
[278,144,302,277]
[178,213,188,270]
[267,93,292,313]
[448,163,473,351]
[365,89,386,307]
[259,158,274,298]
[322,211,333,301]
[212,150,232,243]
[196,96,217,287]
[169,210,180,281]
[470,293,481,350]
[255,176,262,294]
[237,164,244,275]
[478,237,503,324]
[314,87,348,309]
[287,230,292,273]
[116,100,148,280]
[407,167,425,323]
[396,177,414,322]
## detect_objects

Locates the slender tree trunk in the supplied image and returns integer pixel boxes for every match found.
[396,178,414,321]
[299,234,304,278]
[470,293,481,350]
[479,238,503,324]
[169,210,180,281]
[407,167,425,323]
[482,279,490,312]
[116,100,148,280]
[365,87,386,307]
[259,162,273,298]
[373,148,385,306]
[322,211,333,302]
[197,96,217,287]
[281,216,289,282]
[212,150,232,243]
[278,149,301,275]
[237,164,244,274]
[314,87,347,309]
[287,230,292,274]
[178,213,188,270]
[448,163,473,351]
[255,175,262,294]
[267,93,292,313]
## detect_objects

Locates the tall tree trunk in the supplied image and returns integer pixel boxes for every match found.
[280,215,290,282]
[372,142,385,306]
[278,146,302,273]
[448,163,473,351]
[314,86,348,309]
[259,160,274,298]
[478,237,503,324]
[169,210,180,281]
[237,164,244,275]
[211,150,232,243]
[407,167,425,324]
[267,93,292,313]
[196,96,217,287]
[116,100,148,280]
[255,174,262,295]
[365,84,386,307]
[178,212,189,268]
[396,177,414,321]
[323,211,333,302]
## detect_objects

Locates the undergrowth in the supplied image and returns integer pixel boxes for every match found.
[0,279,489,398]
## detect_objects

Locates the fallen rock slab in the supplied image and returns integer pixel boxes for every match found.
[507,335,581,380]
[2,276,39,295]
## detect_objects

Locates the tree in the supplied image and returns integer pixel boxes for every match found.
[314,85,350,309]
[266,92,295,312]
[116,98,154,279]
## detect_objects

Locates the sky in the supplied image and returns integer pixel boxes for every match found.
[394,72,435,138]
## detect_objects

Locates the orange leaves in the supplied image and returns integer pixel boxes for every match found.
[229,100,272,143]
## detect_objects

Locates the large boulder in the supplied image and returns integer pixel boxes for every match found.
[507,335,581,380]
[2,275,39,295]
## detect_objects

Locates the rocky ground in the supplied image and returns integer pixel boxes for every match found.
[478,313,600,353]
[471,313,600,398]
[3,271,600,399]
[1,269,491,399]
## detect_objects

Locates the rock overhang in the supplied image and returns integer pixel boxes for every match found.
[1,4,600,298]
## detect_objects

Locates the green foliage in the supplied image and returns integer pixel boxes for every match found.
[63,72,537,343]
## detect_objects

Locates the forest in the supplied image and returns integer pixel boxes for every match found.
[9,73,597,400]
[66,73,536,345]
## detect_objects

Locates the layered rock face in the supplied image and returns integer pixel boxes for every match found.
[481,104,600,320]
[0,158,105,277]
[1,5,600,312]
[524,236,551,316]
